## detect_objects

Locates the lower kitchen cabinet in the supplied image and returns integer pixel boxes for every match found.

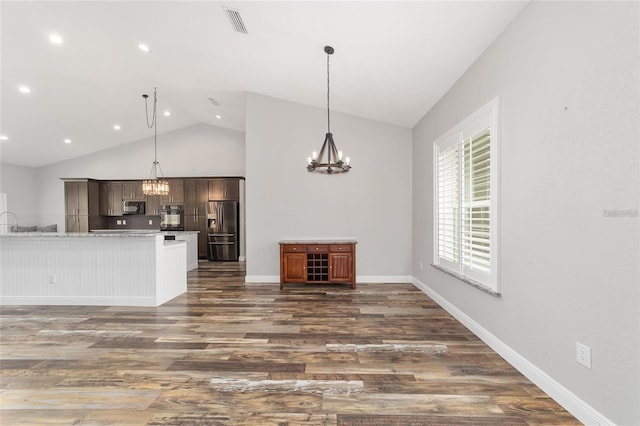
[185,214,207,259]
[279,241,356,289]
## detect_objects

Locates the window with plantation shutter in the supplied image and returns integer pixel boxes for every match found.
[433,98,499,293]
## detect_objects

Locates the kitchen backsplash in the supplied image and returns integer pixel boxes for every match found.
[100,215,161,231]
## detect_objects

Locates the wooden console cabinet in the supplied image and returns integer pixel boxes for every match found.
[279,241,357,289]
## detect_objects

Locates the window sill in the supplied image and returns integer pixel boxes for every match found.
[431,264,501,297]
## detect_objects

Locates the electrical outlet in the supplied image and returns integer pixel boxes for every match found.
[576,342,592,368]
[122,219,126,225]
[148,220,153,225]
[116,220,122,225]
[48,274,56,284]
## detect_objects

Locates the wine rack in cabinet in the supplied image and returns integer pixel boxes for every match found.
[279,241,356,289]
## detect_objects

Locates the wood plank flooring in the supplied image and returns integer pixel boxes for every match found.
[0,262,580,425]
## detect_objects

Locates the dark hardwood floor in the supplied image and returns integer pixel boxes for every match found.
[0,262,579,425]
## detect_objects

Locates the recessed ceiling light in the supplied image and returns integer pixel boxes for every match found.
[163,111,171,117]
[138,43,150,53]
[19,86,31,94]
[64,138,71,144]
[0,135,8,141]
[49,33,63,44]
[113,124,121,130]
[215,115,222,119]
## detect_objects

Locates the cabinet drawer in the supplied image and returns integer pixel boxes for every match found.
[330,244,353,253]
[283,244,306,253]
[306,244,329,253]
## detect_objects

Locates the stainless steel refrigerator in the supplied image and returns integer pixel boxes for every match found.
[206,200,239,261]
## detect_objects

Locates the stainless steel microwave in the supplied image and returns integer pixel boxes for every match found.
[122,200,146,215]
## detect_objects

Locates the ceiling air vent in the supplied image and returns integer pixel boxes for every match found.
[223,6,247,34]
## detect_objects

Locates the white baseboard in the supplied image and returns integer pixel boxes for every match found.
[411,277,613,426]
[0,296,159,307]
[244,275,280,283]
[357,275,412,283]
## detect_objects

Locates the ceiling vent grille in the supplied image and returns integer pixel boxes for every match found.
[223,7,247,34]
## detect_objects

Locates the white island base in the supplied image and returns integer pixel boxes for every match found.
[0,233,187,307]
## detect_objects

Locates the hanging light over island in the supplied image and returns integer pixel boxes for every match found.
[307,46,351,175]
[142,87,170,196]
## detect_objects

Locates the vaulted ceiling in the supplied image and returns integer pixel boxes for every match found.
[1,1,528,167]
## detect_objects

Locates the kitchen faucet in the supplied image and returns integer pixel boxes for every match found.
[0,211,19,232]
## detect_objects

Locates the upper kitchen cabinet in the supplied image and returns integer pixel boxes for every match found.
[99,182,123,216]
[146,194,160,216]
[208,178,240,200]
[159,179,184,204]
[122,181,144,201]
[184,179,209,217]
[64,179,99,217]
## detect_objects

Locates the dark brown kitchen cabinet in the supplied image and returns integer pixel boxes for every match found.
[99,182,123,216]
[65,215,89,233]
[122,181,144,201]
[184,179,209,217]
[184,179,210,258]
[279,241,356,289]
[159,179,184,204]
[62,179,99,233]
[145,194,160,216]
[185,214,208,258]
[208,178,239,200]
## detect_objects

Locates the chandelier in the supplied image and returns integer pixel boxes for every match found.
[307,46,351,174]
[142,87,169,196]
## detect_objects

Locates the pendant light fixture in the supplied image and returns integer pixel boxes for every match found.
[307,46,351,174]
[142,87,169,196]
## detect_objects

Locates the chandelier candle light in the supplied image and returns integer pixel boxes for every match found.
[142,87,169,196]
[307,46,351,174]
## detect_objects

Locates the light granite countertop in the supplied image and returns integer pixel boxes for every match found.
[1,232,160,238]
[279,239,357,244]
[1,230,198,238]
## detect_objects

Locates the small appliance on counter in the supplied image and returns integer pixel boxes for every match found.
[122,200,146,215]
[207,200,239,261]
[160,205,184,231]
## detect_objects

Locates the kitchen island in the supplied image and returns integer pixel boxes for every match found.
[90,230,199,271]
[0,232,187,307]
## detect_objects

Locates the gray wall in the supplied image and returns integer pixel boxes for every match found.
[245,93,412,281]
[411,2,639,424]
[0,163,39,226]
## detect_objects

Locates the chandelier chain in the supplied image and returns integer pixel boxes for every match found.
[144,87,159,164]
[327,52,330,134]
